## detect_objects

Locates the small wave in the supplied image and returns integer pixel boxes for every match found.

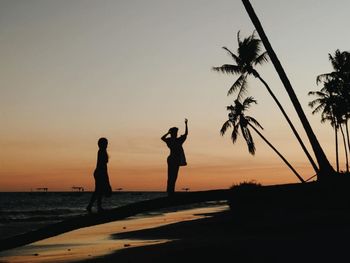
[0,208,84,223]
[0,214,79,223]
[0,192,166,225]
[0,208,82,216]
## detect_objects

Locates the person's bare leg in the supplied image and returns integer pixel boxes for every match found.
[86,192,96,213]
[167,163,179,196]
[97,194,103,212]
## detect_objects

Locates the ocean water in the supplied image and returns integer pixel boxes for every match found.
[0,191,167,239]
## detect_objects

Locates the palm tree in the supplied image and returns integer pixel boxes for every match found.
[241,0,335,180]
[221,97,305,183]
[309,76,350,173]
[317,50,350,160]
[213,31,268,100]
[213,31,319,175]
[309,87,340,172]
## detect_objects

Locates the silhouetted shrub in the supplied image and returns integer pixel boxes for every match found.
[228,177,350,218]
[230,180,262,191]
[228,181,262,214]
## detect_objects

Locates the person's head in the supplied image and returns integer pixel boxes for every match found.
[169,127,178,138]
[98,137,108,150]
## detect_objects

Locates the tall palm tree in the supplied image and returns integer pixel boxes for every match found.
[241,0,335,180]
[317,50,350,159]
[213,31,319,175]
[221,97,305,183]
[309,88,340,172]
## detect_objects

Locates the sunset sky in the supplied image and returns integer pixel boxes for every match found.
[1,0,350,191]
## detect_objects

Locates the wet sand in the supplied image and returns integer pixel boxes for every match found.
[0,205,228,263]
[76,206,350,263]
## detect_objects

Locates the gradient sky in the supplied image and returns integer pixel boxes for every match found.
[1,0,350,191]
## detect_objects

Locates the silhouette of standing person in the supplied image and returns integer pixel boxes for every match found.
[161,119,188,196]
[87,137,112,213]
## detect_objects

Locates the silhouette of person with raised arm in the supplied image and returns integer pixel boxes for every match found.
[161,119,188,196]
[87,137,112,213]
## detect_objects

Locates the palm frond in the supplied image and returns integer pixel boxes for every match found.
[228,74,247,97]
[234,75,248,100]
[308,91,327,97]
[308,91,318,96]
[242,96,257,109]
[311,104,325,115]
[220,120,231,136]
[316,72,337,84]
[246,116,263,130]
[212,64,241,75]
[236,31,241,46]
[241,125,255,155]
[222,47,240,64]
[250,30,257,40]
[226,105,235,111]
[254,51,269,66]
[309,98,325,109]
[231,123,240,144]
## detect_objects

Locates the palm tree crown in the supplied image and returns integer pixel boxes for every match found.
[309,82,340,127]
[213,31,268,100]
[221,97,263,155]
[317,50,350,84]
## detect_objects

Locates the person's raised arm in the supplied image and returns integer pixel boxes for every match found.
[161,131,170,142]
[184,118,188,136]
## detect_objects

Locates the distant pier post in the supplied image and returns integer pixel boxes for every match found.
[72,186,84,192]
[36,187,48,192]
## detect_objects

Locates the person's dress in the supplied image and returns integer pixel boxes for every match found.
[94,150,112,197]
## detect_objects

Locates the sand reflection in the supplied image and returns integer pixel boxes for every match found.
[0,205,227,263]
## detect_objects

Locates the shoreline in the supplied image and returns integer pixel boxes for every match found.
[3,181,350,262]
[0,190,231,251]
[0,203,228,263]
[76,204,350,263]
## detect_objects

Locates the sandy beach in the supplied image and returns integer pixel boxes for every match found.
[3,183,350,263]
[75,203,350,263]
[0,204,228,263]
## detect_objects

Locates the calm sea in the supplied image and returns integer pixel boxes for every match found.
[0,191,166,239]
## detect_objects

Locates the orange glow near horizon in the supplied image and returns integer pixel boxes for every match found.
[0,164,314,192]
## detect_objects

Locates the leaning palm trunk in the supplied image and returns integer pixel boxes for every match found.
[248,123,305,183]
[241,0,335,180]
[257,75,319,174]
[346,118,350,154]
[335,125,339,173]
[340,124,349,173]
